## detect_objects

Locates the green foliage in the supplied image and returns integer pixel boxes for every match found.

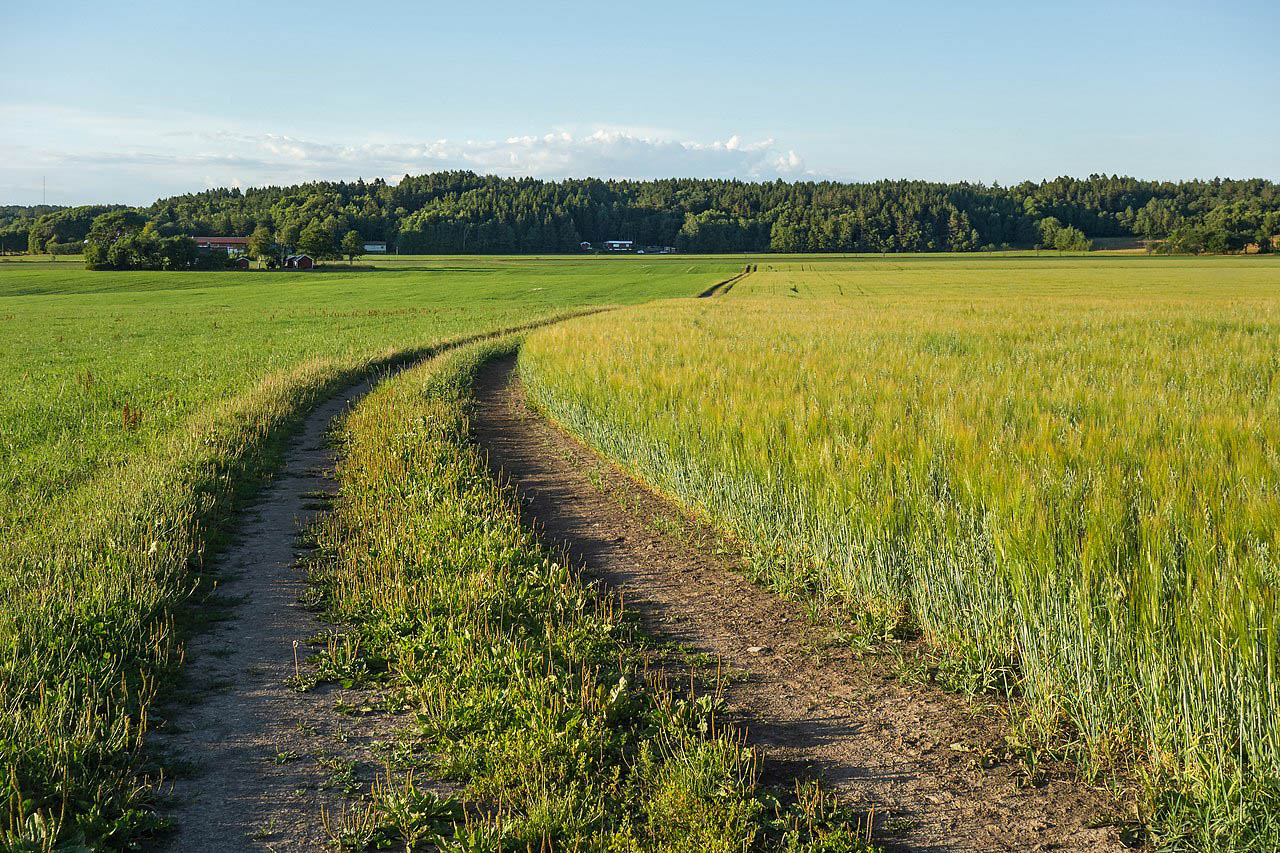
[0,204,65,253]
[88,209,147,243]
[1053,225,1091,251]
[44,240,83,258]
[276,221,301,254]
[340,229,362,264]
[24,204,124,253]
[248,224,275,267]
[22,173,1279,259]
[298,219,335,259]
[83,232,209,270]
[521,255,1280,850]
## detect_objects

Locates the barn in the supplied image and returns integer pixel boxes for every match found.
[603,240,634,252]
[195,236,249,255]
[283,254,315,270]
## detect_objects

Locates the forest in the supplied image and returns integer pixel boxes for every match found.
[10,172,1280,259]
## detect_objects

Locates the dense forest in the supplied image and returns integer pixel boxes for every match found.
[11,173,1280,260]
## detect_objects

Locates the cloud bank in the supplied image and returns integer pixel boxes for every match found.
[237,130,809,182]
[0,107,814,204]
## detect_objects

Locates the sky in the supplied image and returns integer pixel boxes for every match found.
[2,0,1276,206]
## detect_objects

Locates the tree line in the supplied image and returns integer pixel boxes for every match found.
[11,172,1279,262]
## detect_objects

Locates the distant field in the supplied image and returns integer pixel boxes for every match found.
[0,257,729,529]
[521,254,1280,848]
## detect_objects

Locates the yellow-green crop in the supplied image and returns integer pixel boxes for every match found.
[521,255,1280,850]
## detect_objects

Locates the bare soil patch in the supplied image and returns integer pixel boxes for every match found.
[471,355,1133,853]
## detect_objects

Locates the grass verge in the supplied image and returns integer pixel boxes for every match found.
[0,317,593,850]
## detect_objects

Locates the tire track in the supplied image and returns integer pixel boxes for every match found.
[471,355,1132,853]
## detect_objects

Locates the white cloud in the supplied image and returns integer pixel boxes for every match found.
[180,128,811,183]
[0,105,816,203]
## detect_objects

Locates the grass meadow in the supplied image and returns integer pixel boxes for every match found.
[0,257,729,847]
[520,254,1280,850]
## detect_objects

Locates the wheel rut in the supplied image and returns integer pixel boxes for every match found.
[151,373,402,852]
[470,355,1131,853]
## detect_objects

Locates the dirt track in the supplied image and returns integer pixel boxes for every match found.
[151,375,400,851]
[471,355,1131,853]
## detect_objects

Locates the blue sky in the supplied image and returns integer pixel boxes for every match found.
[2,0,1275,205]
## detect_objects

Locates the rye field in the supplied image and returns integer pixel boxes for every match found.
[2,251,1278,850]
[521,255,1280,849]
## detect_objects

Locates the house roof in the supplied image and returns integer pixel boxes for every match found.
[197,236,249,244]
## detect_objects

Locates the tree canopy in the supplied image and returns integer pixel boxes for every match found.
[9,172,1279,260]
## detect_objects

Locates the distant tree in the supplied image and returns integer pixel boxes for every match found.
[46,241,83,259]
[28,221,55,254]
[1037,217,1063,249]
[276,222,301,266]
[1159,225,1208,255]
[1053,225,1092,252]
[297,221,333,260]
[88,210,146,243]
[1255,227,1273,254]
[26,204,121,253]
[159,235,199,270]
[248,225,275,268]
[276,221,300,250]
[340,230,363,265]
[1133,199,1181,241]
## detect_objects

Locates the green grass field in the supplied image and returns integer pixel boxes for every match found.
[0,256,730,847]
[521,254,1280,850]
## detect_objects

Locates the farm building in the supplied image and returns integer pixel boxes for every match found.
[233,257,251,270]
[603,240,634,252]
[283,254,314,270]
[579,241,593,250]
[363,241,388,253]
[195,236,249,255]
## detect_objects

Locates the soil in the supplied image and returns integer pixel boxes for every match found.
[470,355,1135,853]
[150,374,404,852]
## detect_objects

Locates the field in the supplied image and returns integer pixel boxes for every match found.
[4,251,1278,850]
[520,255,1280,849]
[0,256,736,848]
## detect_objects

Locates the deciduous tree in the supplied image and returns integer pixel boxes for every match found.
[340,230,363,265]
